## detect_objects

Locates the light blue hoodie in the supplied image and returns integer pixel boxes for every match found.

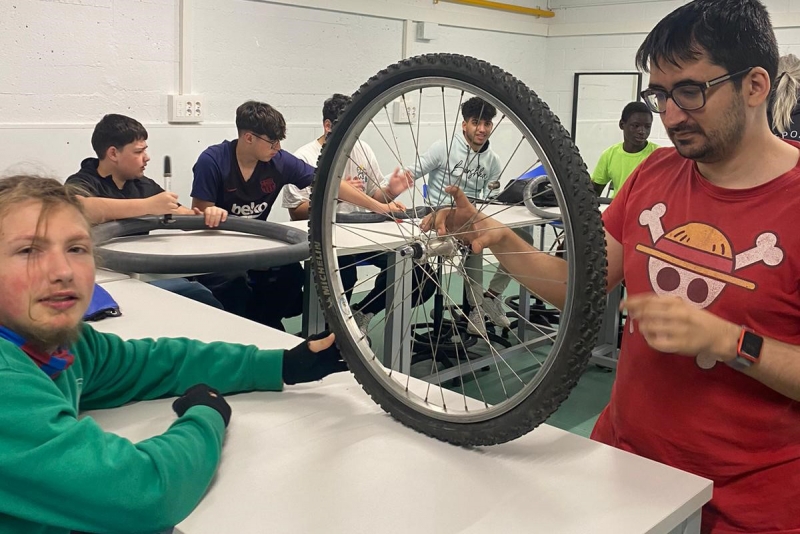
[409,134,502,206]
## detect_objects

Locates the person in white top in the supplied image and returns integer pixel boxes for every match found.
[282,94,412,220]
[283,94,431,338]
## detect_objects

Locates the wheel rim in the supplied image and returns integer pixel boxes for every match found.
[311,56,605,435]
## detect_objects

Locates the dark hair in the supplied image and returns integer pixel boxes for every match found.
[461,97,497,122]
[323,94,351,124]
[91,114,148,160]
[236,100,287,141]
[635,0,779,86]
[621,101,653,122]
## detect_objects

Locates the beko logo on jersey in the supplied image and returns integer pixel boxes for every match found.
[231,201,269,217]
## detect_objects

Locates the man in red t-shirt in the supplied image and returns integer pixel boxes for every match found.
[422,0,800,532]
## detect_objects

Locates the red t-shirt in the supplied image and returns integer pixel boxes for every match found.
[594,145,800,533]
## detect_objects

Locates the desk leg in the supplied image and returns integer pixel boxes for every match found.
[590,284,622,369]
[383,251,412,375]
[667,508,701,534]
[302,259,326,337]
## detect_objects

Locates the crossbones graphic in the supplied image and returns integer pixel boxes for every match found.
[635,203,784,309]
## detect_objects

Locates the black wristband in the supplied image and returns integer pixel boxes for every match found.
[172,384,232,427]
[282,332,348,385]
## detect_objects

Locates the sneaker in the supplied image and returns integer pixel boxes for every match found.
[482,294,511,328]
[353,310,374,338]
[466,306,488,337]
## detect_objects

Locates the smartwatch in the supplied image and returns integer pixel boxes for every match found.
[726,327,763,371]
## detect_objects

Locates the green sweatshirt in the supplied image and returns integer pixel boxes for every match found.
[0,323,285,534]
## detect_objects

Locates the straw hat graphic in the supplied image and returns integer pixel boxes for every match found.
[636,222,755,290]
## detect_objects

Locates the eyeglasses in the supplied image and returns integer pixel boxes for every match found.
[251,133,281,150]
[640,67,754,113]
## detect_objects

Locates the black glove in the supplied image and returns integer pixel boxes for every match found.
[172,384,232,427]
[283,331,348,385]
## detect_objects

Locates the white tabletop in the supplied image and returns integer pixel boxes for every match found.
[323,204,550,255]
[85,277,712,534]
[95,268,130,284]
[90,278,301,349]
[98,229,291,256]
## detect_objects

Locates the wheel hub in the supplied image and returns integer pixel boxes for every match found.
[398,236,461,263]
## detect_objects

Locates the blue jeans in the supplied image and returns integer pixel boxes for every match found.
[149,278,224,309]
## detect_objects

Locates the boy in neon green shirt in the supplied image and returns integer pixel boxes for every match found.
[592,101,659,196]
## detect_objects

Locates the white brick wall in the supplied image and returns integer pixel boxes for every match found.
[0,0,547,222]
[3,0,800,220]
[543,0,800,171]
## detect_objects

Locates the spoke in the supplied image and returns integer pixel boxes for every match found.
[383,106,407,171]
[348,139,416,243]
[457,162,559,232]
[384,260,423,379]
[369,118,404,168]
[445,256,528,389]
[334,223,405,254]
[440,90,466,208]
[437,256,522,398]
[336,222,415,241]
[435,261,490,409]
[336,259,394,295]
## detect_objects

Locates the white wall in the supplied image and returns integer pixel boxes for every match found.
[3,0,800,218]
[0,0,547,222]
[544,0,800,171]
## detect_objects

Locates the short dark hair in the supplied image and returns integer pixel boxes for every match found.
[91,114,148,160]
[323,94,351,124]
[621,101,653,122]
[635,0,779,86]
[236,100,287,141]
[461,97,497,122]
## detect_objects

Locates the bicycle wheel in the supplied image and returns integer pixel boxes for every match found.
[309,53,606,446]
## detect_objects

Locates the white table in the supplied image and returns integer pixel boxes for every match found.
[95,268,130,284]
[99,229,291,256]
[86,276,711,534]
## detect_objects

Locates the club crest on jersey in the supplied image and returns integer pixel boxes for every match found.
[260,178,276,194]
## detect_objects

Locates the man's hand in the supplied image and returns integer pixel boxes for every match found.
[623,295,739,362]
[344,176,365,192]
[193,206,228,228]
[420,186,507,253]
[387,168,414,197]
[282,332,348,385]
[145,191,180,215]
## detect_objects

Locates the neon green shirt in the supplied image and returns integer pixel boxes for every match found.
[591,141,659,196]
[0,323,284,534]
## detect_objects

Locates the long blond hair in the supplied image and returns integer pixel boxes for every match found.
[0,175,87,222]
[772,54,800,133]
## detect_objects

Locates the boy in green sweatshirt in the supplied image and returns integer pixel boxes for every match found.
[0,174,347,534]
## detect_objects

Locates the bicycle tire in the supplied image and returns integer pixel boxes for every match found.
[310,53,606,446]
[94,215,308,274]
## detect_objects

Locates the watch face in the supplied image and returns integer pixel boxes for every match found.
[740,331,763,360]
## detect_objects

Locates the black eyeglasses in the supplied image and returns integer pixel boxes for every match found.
[251,133,281,150]
[640,67,754,113]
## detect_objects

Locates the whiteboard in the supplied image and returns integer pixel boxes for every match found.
[571,72,642,174]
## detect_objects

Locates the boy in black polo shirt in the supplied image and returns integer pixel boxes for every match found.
[66,114,227,308]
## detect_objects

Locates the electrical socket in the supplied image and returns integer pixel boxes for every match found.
[392,97,418,124]
[168,94,205,123]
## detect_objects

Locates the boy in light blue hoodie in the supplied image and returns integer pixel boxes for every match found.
[410,97,529,336]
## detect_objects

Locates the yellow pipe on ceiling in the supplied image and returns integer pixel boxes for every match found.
[434,0,555,18]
